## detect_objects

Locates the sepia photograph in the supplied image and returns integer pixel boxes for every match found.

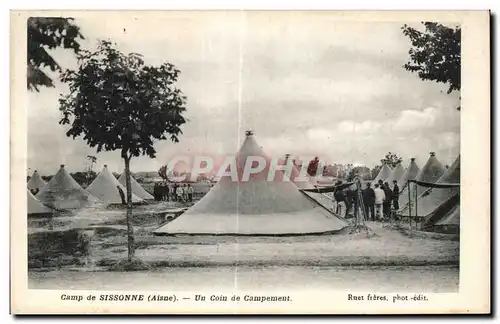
[10,9,490,314]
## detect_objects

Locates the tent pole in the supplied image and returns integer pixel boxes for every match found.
[356,178,366,228]
[408,181,412,231]
[415,184,418,230]
[354,194,359,228]
[354,179,358,227]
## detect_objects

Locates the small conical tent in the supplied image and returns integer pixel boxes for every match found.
[372,164,392,184]
[397,152,446,212]
[118,171,154,200]
[154,131,348,235]
[27,170,46,192]
[400,155,460,218]
[35,165,100,210]
[27,189,53,215]
[398,158,420,192]
[384,163,405,188]
[87,165,143,204]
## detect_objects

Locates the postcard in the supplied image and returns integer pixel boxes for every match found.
[11,9,490,314]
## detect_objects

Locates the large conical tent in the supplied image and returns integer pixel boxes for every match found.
[154,131,348,235]
[87,165,143,204]
[36,165,100,210]
[384,163,405,188]
[400,155,460,218]
[118,171,154,200]
[397,152,446,211]
[398,158,420,192]
[27,189,53,215]
[27,170,46,192]
[372,164,392,184]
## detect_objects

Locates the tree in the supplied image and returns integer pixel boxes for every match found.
[27,17,84,91]
[402,22,461,110]
[380,152,403,169]
[86,155,97,170]
[86,155,97,185]
[72,171,96,186]
[371,152,403,179]
[59,40,187,269]
[347,166,371,182]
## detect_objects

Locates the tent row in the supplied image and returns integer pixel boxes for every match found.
[370,151,460,233]
[27,165,154,216]
[27,132,459,236]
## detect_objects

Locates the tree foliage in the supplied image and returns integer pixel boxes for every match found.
[86,155,97,165]
[347,166,371,182]
[370,152,403,179]
[71,171,96,186]
[59,40,187,160]
[27,17,84,91]
[380,152,403,168]
[41,175,53,182]
[402,22,461,109]
[59,40,187,263]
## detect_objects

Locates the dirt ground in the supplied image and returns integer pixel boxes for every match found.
[27,202,459,292]
[27,202,459,270]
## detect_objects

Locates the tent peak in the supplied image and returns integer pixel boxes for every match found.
[104,164,108,168]
[60,164,65,168]
[430,152,435,156]
[410,157,415,161]
[245,129,254,136]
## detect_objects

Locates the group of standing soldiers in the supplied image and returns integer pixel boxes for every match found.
[153,182,194,203]
[333,179,400,221]
[362,179,400,221]
[333,183,357,216]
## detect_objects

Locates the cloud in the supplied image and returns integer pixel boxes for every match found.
[436,132,460,150]
[337,120,383,134]
[393,107,439,131]
[306,128,335,140]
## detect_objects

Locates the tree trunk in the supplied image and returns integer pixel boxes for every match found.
[124,156,135,261]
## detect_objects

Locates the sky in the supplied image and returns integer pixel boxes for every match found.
[27,11,461,176]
